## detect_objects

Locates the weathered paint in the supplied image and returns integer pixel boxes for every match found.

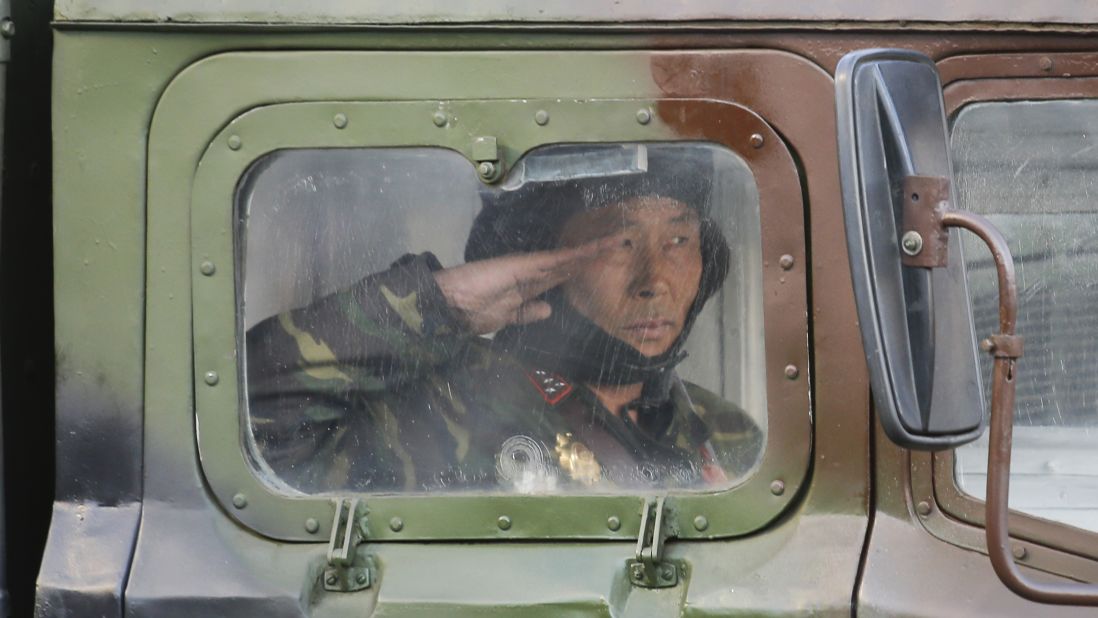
[52,0,1098,27]
[43,21,1098,618]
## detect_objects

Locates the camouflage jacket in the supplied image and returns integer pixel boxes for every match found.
[246,254,762,493]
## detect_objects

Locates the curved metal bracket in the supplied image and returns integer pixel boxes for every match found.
[943,210,1098,606]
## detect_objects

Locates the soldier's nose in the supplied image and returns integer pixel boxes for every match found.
[634,277,670,300]
[630,247,672,299]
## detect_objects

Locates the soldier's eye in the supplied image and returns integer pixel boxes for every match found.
[670,235,691,245]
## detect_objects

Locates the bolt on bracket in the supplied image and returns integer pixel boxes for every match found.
[472,136,503,183]
[900,175,951,268]
[626,496,682,588]
[323,497,373,592]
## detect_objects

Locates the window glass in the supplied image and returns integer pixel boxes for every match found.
[239,142,766,495]
[952,100,1098,533]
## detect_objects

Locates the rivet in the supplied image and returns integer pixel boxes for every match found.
[631,563,646,580]
[200,261,216,276]
[607,516,621,531]
[1013,545,1028,560]
[325,574,338,586]
[333,113,348,129]
[356,572,368,584]
[389,517,404,532]
[432,111,448,127]
[784,364,799,380]
[770,480,785,496]
[778,254,795,270]
[636,108,652,125]
[749,133,765,149]
[660,565,675,581]
[227,135,242,150]
[204,371,219,386]
[0,19,15,39]
[1039,56,1054,72]
[916,501,932,517]
[693,515,709,531]
[478,161,497,179]
[304,518,320,533]
[901,231,924,256]
[979,338,995,353]
[534,110,550,126]
[232,493,247,509]
[497,515,512,530]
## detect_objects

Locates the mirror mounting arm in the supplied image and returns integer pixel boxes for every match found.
[838,49,1098,604]
[943,211,1098,605]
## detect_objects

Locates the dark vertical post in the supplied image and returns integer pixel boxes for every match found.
[0,3,11,614]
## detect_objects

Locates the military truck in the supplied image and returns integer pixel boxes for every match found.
[5,1,1098,616]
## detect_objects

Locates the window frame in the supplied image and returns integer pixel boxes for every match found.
[909,51,1098,582]
[189,95,811,542]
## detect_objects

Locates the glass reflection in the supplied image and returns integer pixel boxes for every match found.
[952,100,1098,533]
[241,143,766,494]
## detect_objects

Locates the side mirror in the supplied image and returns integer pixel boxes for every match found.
[837,49,1098,607]
[836,49,985,450]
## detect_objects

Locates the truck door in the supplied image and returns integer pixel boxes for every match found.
[107,48,867,614]
[847,50,1098,616]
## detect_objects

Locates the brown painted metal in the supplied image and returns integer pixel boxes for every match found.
[940,212,1016,337]
[901,176,951,268]
[984,333,1024,359]
[865,445,1098,617]
[945,77,1098,116]
[913,449,1098,587]
[939,51,1098,84]
[930,446,1098,567]
[942,210,1098,605]
[649,50,872,517]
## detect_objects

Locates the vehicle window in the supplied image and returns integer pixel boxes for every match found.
[239,142,766,495]
[952,100,1098,533]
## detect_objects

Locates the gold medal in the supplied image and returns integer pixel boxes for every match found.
[555,432,601,485]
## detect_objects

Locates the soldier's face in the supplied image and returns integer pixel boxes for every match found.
[558,196,704,357]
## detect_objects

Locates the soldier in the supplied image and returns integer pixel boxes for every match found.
[246,146,762,493]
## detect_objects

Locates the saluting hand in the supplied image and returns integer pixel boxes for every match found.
[434,235,618,335]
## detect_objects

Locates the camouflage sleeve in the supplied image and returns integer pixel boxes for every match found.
[247,252,469,397]
[244,252,474,490]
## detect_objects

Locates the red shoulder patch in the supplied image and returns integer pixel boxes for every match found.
[525,369,574,406]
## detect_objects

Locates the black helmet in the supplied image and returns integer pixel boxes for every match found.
[464,143,731,306]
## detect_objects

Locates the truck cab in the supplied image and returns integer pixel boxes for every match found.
[6,1,1098,615]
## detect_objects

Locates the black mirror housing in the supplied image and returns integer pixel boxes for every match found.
[836,49,986,450]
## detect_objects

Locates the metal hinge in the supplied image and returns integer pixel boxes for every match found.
[626,496,682,588]
[323,498,374,592]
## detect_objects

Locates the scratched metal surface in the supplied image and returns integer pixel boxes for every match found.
[53,0,1098,26]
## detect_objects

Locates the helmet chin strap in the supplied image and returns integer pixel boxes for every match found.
[496,288,702,408]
